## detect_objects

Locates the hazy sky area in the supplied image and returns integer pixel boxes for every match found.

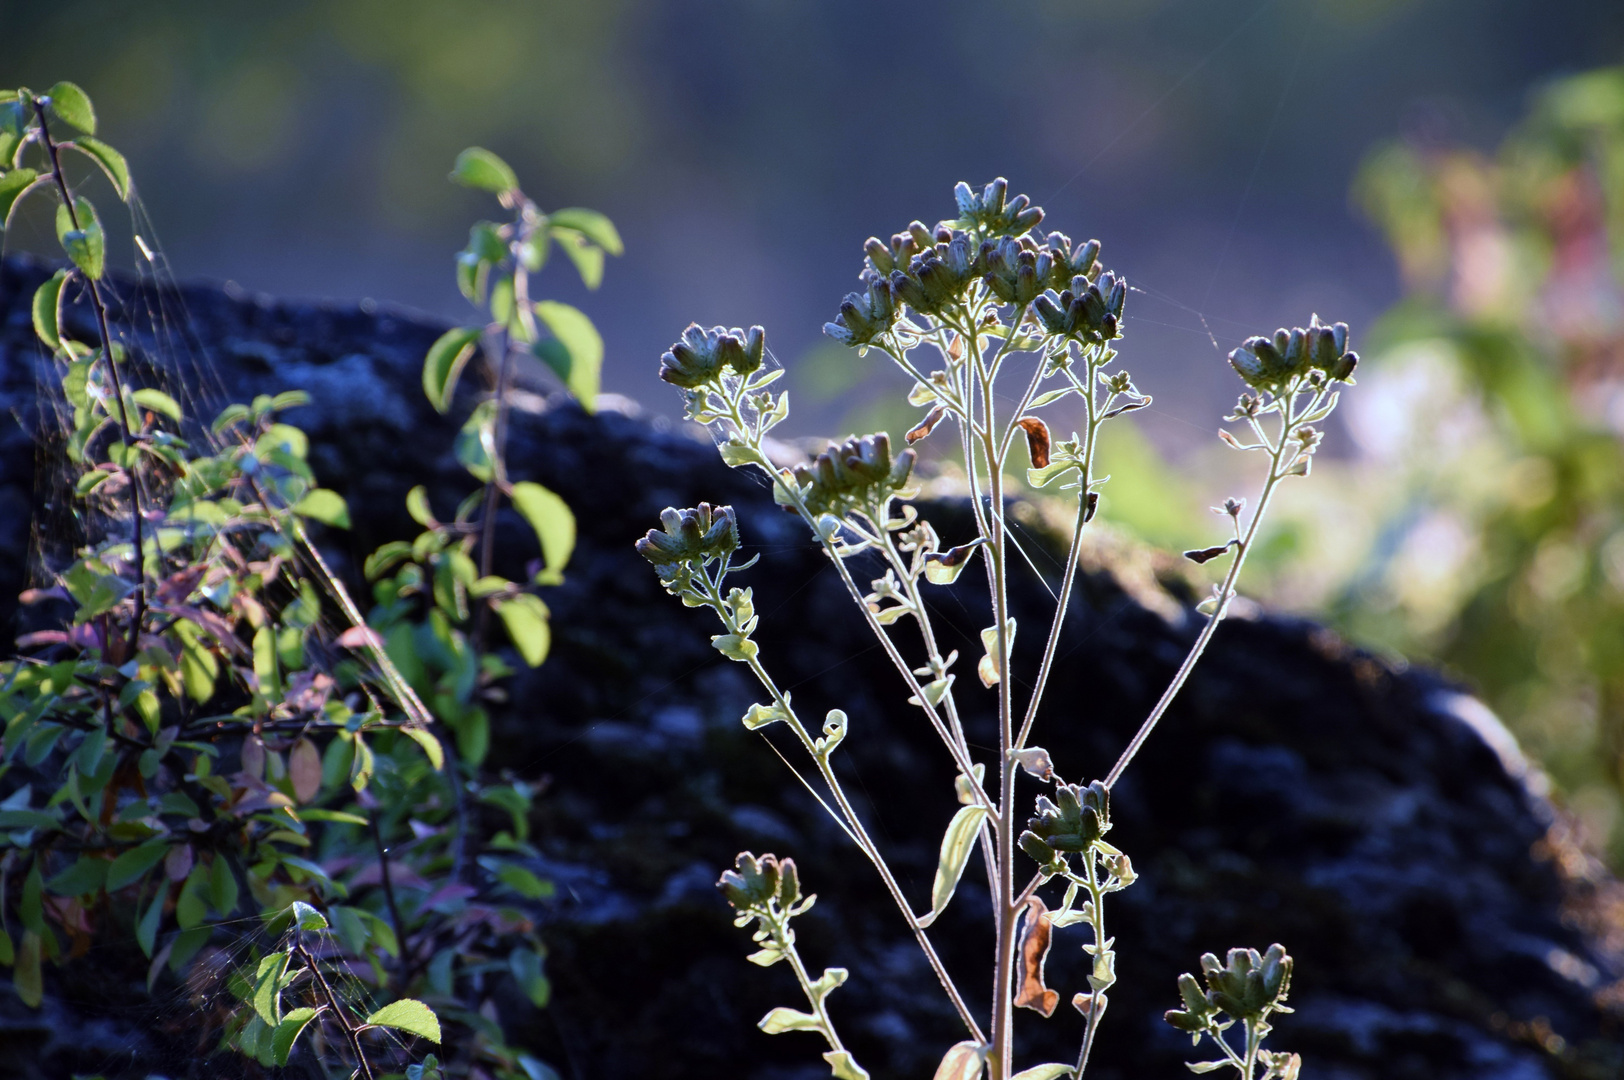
[4,0,1623,454]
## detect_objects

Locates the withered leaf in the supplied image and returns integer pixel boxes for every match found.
[1183,540,1238,565]
[906,404,949,444]
[289,737,322,804]
[1015,416,1051,469]
[1014,896,1059,1017]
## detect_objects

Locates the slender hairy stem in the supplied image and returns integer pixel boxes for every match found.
[738,646,986,1043]
[1103,415,1294,790]
[1073,854,1108,1077]
[296,938,377,1080]
[34,101,146,658]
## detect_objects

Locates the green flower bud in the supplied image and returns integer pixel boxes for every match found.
[717,851,800,914]
[659,324,767,387]
[1023,780,1109,854]
[954,177,1046,237]
[635,502,739,571]
[792,433,917,517]
[825,278,898,346]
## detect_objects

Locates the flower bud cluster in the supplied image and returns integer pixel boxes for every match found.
[1165,944,1294,1034]
[659,323,766,388]
[954,177,1044,237]
[635,503,740,577]
[888,230,985,317]
[717,850,803,917]
[1032,271,1127,343]
[983,232,1102,306]
[1018,780,1110,864]
[1228,316,1357,392]
[791,433,917,518]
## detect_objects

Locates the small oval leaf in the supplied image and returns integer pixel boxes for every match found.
[450,147,518,194]
[533,300,603,410]
[65,137,130,199]
[364,997,441,1043]
[547,207,623,255]
[31,269,67,351]
[46,81,96,134]
[510,481,575,584]
[422,326,482,413]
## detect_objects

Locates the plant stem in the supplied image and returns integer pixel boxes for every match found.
[475,318,517,647]
[1073,853,1109,1077]
[296,937,377,1080]
[33,100,145,659]
[369,812,407,990]
[1103,414,1294,790]
[738,647,986,1044]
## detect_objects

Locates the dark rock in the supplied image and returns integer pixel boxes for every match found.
[1,255,1621,1079]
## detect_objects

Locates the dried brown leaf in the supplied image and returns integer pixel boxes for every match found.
[1016,416,1051,469]
[1014,896,1059,1017]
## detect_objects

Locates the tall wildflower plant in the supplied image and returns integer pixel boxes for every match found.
[638,180,1357,1080]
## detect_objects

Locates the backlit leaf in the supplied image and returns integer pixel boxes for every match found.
[293,489,350,528]
[65,137,130,199]
[450,147,517,194]
[31,270,66,351]
[289,738,321,803]
[364,998,442,1043]
[917,804,987,928]
[55,197,105,280]
[533,301,602,410]
[758,1007,822,1035]
[0,169,40,230]
[131,388,181,422]
[1011,1066,1074,1080]
[509,481,575,584]
[932,1041,987,1080]
[422,326,482,413]
[46,81,96,133]
[548,207,623,255]
[271,1007,319,1066]
[494,593,550,667]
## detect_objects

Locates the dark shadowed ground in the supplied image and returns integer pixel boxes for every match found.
[2,257,1622,1078]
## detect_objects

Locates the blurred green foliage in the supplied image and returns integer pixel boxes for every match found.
[1346,66,1624,858]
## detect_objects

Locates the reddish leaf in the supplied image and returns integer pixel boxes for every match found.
[1015,416,1051,469]
[1014,896,1059,1017]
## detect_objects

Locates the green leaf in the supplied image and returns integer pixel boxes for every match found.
[271,1007,319,1066]
[289,900,328,932]
[106,840,168,892]
[495,864,552,900]
[455,399,496,483]
[253,951,289,1025]
[0,809,60,831]
[15,931,41,1008]
[449,147,517,194]
[64,137,130,200]
[131,388,182,422]
[46,854,108,897]
[422,326,482,413]
[209,853,239,916]
[759,1007,823,1035]
[548,207,622,256]
[46,81,96,134]
[136,885,164,958]
[742,702,788,730]
[509,946,552,1008]
[824,1050,872,1080]
[917,804,988,928]
[364,998,442,1043]
[533,301,603,410]
[553,229,605,289]
[933,1041,988,1080]
[0,168,40,229]
[405,485,435,526]
[31,269,66,351]
[403,725,445,771]
[1027,387,1075,410]
[509,481,575,584]
[1011,1066,1074,1080]
[494,593,550,668]
[293,489,350,528]
[0,927,11,967]
[55,197,105,280]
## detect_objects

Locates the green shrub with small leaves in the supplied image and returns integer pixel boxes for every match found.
[638,179,1346,1080]
[0,84,607,1079]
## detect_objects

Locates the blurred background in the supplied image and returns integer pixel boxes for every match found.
[6,1,1624,857]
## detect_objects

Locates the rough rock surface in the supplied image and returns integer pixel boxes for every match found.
[1,255,1621,1079]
